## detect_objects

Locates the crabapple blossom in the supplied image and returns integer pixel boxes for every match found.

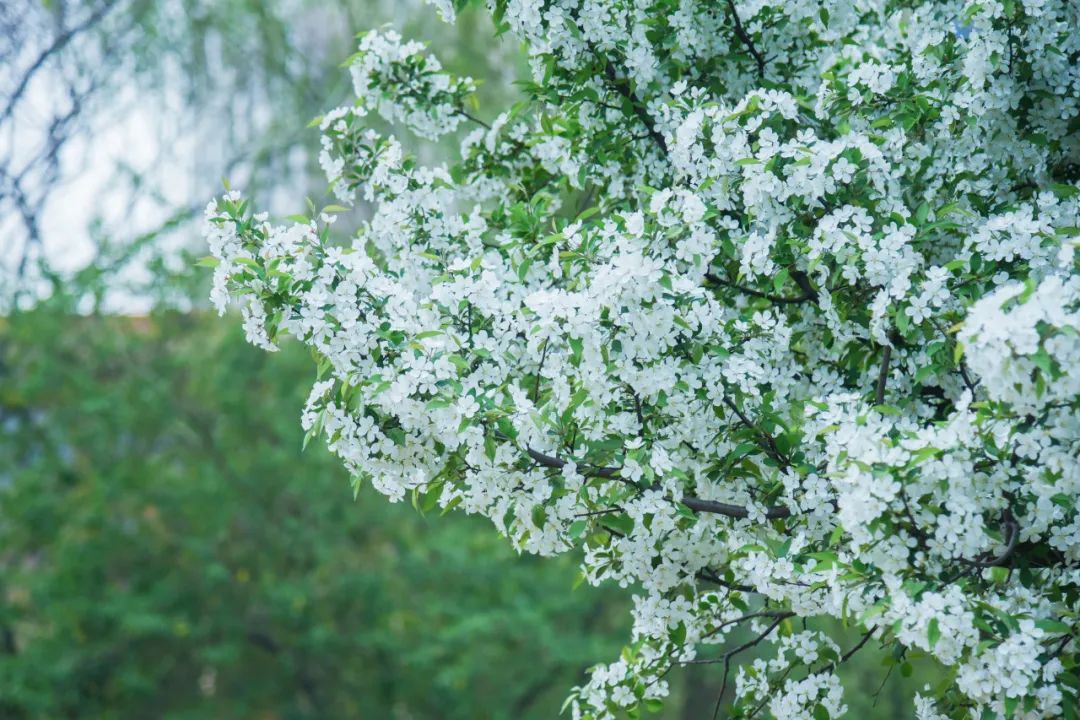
[204,1,1080,718]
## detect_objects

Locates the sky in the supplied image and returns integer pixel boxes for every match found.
[0,0,516,313]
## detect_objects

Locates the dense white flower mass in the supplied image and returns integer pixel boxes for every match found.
[204,1,1080,718]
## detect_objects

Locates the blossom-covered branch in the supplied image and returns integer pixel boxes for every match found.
[204,3,1080,719]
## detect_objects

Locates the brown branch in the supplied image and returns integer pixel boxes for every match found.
[525,447,794,520]
[710,613,792,720]
[720,395,792,470]
[929,317,978,394]
[533,339,549,402]
[790,271,818,301]
[526,447,619,479]
[682,613,794,666]
[602,61,667,152]
[816,628,876,675]
[683,495,792,520]
[696,568,757,595]
[457,109,492,130]
[875,344,892,405]
[958,517,1019,568]
[705,271,816,305]
[840,628,876,664]
[704,610,794,639]
[725,0,766,79]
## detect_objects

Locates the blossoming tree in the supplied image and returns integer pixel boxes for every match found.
[203,1,1080,717]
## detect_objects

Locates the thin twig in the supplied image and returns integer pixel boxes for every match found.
[696,568,757,594]
[725,0,766,79]
[875,344,892,405]
[958,516,1019,568]
[711,614,792,720]
[817,628,877,675]
[721,395,792,470]
[705,271,815,305]
[533,339,549,402]
[525,447,794,520]
[704,610,794,639]
[602,61,668,152]
[457,108,492,130]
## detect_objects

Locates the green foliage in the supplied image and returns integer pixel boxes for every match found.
[0,274,627,719]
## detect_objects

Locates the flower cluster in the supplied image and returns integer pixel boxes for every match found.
[205,2,1080,718]
[346,29,476,140]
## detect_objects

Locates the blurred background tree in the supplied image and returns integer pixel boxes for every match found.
[0,262,630,719]
[0,1,931,717]
[0,0,514,310]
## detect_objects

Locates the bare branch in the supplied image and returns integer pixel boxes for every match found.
[0,1,119,124]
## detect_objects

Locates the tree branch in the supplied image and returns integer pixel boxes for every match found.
[706,613,792,720]
[457,109,492,130]
[682,495,792,520]
[526,447,619,479]
[875,344,892,405]
[720,395,792,470]
[601,61,667,152]
[533,339,549,402]
[525,447,794,520]
[0,1,118,124]
[959,516,1019,568]
[696,568,757,595]
[705,271,816,305]
[816,628,876,675]
[725,0,766,80]
[704,610,794,639]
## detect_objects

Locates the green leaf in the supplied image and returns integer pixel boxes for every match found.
[568,337,584,367]
[600,513,634,536]
[775,538,793,559]
[915,201,930,226]
[517,257,534,282]
[773,268,790,294]
[1064,695,1078,720]
[1035,619,1071,635]
[670,621,687,646]
[644,698,664,713]
[1031,347,1055,376]
[927,618,940,648]
[1051,493,1074,510]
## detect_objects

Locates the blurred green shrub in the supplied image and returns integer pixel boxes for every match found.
[0,270,627,719]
